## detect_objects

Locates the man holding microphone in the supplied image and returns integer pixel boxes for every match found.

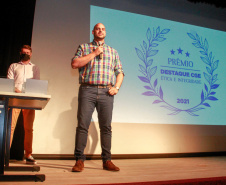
[71,23,124,172]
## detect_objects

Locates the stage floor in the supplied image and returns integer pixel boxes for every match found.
[1,156,226,184]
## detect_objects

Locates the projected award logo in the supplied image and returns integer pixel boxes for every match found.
[135,27,219,116]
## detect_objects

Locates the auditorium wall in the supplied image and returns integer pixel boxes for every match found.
[31,0,226,155]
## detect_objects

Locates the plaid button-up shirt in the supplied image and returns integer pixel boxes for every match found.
[73,40,124,85]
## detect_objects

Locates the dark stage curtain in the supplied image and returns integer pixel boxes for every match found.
[0,0,36,160]
[0,0,36,78]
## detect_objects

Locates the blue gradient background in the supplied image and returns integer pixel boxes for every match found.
[90,6,226,125]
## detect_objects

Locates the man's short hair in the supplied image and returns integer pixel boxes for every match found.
[21,45,32,52]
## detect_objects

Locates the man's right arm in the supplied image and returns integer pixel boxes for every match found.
[71,45,103,69]
[7,64,21,93]
[7,64,14,79]
[71,52,96,69]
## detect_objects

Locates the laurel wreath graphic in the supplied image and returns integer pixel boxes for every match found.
[135,27,219,116]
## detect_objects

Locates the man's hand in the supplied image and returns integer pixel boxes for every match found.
[15,88,21,93]
[108,87,118,96]
[94,46,103,56]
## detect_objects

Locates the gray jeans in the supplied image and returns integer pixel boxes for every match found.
[74,85,114,162]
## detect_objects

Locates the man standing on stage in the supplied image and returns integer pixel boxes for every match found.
[71,23,124,172]
[7,45,40,165]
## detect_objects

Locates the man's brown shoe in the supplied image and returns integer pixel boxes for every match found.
[103,160,120,171]
[72,160,84,172]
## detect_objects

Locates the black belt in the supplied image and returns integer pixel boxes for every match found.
[81,84,112,88]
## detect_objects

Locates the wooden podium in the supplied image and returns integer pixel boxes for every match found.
[0,81,51,182]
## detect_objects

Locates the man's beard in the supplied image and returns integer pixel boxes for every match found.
[94,34,106,40]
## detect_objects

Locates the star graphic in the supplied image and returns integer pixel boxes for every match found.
[185,52,190,57]
[170,49,175,55]
[177,47,183,54]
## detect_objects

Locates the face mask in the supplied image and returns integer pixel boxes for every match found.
[20,53,30,61]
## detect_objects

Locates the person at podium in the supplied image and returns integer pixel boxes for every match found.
[7,45,40,165]
[71,23,124,172]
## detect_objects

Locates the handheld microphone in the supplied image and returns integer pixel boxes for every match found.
[98,41,103,59]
